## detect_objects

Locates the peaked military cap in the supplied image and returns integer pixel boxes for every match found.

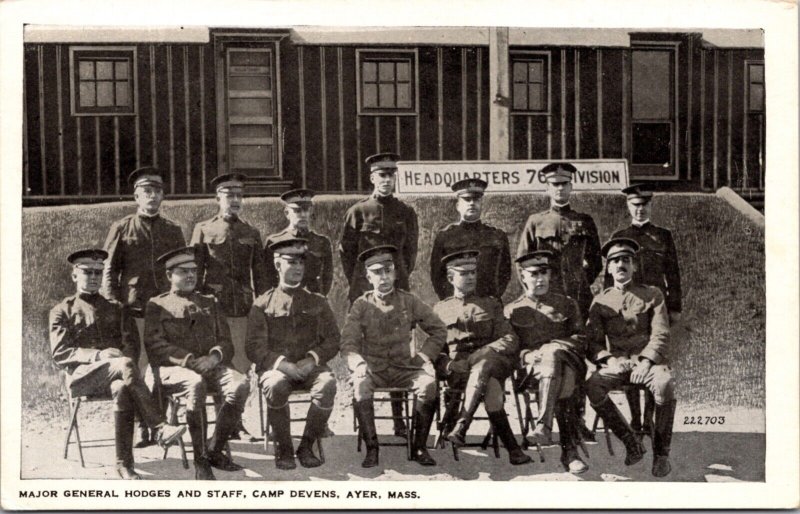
[358,244,397,269]
[539,162,577,183]
[621,183,654,202]
[269,236,308,257]
[128,166,164,190]
[280,188,315,207]
[157,246,197,269]
[67,249,108,269]
[365,152,400,173]
[601,237,640,260]
[515,250,555,271]
[441,249,480,270]
[211,173,247,192]
[451,178,488,197]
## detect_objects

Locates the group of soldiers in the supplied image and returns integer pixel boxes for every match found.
[50,152,681,481]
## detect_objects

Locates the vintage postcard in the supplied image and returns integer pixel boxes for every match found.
[1,0,797,510]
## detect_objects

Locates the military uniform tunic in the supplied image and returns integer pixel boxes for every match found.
[517,204,602,317]
[429,221,511,300]
[339,195,419,302]
[191,215,269,318]
[607,223,682,313]
[264,228,333,296]
[102,213,186,315]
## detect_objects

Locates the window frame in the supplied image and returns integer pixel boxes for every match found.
[509,50,551,115]
[745,60,765,114]
[69,46,137,116]
[355,48,419,116]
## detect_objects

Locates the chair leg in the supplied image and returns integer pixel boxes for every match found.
[407,394,416,461]
[354,400,362,454]
[63,398,79,460]
[264,398,272,454]
[72,399,85,468]
[513,390,526,437]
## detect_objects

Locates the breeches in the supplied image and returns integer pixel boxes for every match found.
[586,363,674,405]
[528,343,580,399]
[353,365,437,404]
[258,366,337,409]
[226,317,251,374]
[158,364,250,412]
[448,352,512,412]
[70,357,138,411]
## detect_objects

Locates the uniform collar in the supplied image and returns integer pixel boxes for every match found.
[632,219,651,228]
[217,213,239,223]
[279,281,302,294]
[452,290,474,301]
[289,226,309,237]
[374,288,395,302]
[77,291,101,302]
[371,192,393,203]
[171,289,194,298]
[137,210,160,220]
[550,202,572,214]
[614,279,633,292]
[459,218,482,228]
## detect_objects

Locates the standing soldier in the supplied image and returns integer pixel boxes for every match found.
[585,238,676,477]
[517,162,602,440]
[51,249,185,479]
[430,179,511,301]
[191,173,268,440]
[504,250,588,474]
[264,189,334,296]
[433,250,531,465]
[607,183,682,436]
[246,237,339,470]
[340,245,447,468]
[339,152,419,437]
[102,166,186,448]
[145,247,250,480]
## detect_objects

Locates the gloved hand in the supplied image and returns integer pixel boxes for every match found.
[296,356,316,379]
[352,361,368,380]
[277,360,305,382]
[97,348,124,361]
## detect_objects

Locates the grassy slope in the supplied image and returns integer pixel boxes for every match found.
[22,193,765,419]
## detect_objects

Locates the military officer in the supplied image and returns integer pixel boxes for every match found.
[50,249,185,479]
[340,245,446,468]
[429,179,511,300]
[144,247,250,480]
[246,236,340,470]
[516,161,602,440]
[102,166,186,447]
[433,250,531,465]
[264,189,334,296]
[585,238,676,477]
[504,250,588,474]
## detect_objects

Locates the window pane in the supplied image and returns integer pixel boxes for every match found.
[632,50,672,120]
[79,61,95,80]
[750,84,764,112]
[97,81,114,107]
[362,62,377,82]
[379,62,395,82]
[230,125,272,139]
[513,62,527,82]
[513,83,528,110]
[363,83,377,108]
[529,61,543,83]
[231,144,269,168]
[397,83,411,108]
[96,61,113,80]
[632,122,671,165]
[230,51,269,66]
[528,84,543,111]
[114,61,129,79]
[396,61,410,81]
[230,98,270,117]
[115,81,130,106]
[79,82,96,107]
[749,64,764,83]
[229,75,270,91]
[379,83,395,108]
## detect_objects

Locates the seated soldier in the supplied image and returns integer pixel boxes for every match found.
[144,247,250,480]
[246,237,339,470]
[434,250,531,465]
[340,245,447,468]
[585,238,676,477]
[504,250,588,474]
[50,249,185,480]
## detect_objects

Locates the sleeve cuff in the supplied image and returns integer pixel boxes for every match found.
[639,348,662,365]
[307,351,320,366]
[273,355,286,370]
[209,346,223,361]
[181,353,195,367]
[593,350,612,363]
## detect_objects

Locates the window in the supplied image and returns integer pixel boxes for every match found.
[69,47,136,116]
[356,49,417,115]
[747,62,764,113]
[511,54,549,113]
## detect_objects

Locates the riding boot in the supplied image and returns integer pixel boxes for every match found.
[206,403,244,471]
[625,388,643,433]
[390,392,408,438]
[487,410,532,465]
[652,400,677,477]
[574,384,595,443]
[532,376,560,445]
[268,406,296,470]
[592,396,646,465]
[355,400,379,468]
[296,404,330,468]
[186,409,215,480]
[411,401,437,466]
[556,399,588,474]
[446,383,485,448]
[114,410,141,479]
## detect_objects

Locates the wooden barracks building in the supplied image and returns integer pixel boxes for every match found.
[23,26,765,205]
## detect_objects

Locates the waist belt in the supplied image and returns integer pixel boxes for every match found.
[449,340,489,353]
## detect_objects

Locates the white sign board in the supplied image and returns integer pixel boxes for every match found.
[395,159,629,195]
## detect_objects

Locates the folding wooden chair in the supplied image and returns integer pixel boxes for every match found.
[258,388,325,463]
[62,372,115,467]
[352,387,416,460]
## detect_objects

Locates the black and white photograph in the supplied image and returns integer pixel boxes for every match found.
[1,0,797,510]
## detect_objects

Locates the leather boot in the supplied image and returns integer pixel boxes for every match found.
[269,406,296,470]
[625,388,643,433]
[574,387,596,443]
[207,403,244,471]
[187,410,215,480]
[390,392,408,438]
[447,384,485,448]
[296,404,330,468]
[114,411,141,479]
[556,400,587,474]
[652,399,676,477]
[355,400,379,468]
[411,401,437,466]
[488,410,532,465]
[592,396,645,466]
[532,376,560,446]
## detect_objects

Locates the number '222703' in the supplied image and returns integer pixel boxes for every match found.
[683,416,725,425]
